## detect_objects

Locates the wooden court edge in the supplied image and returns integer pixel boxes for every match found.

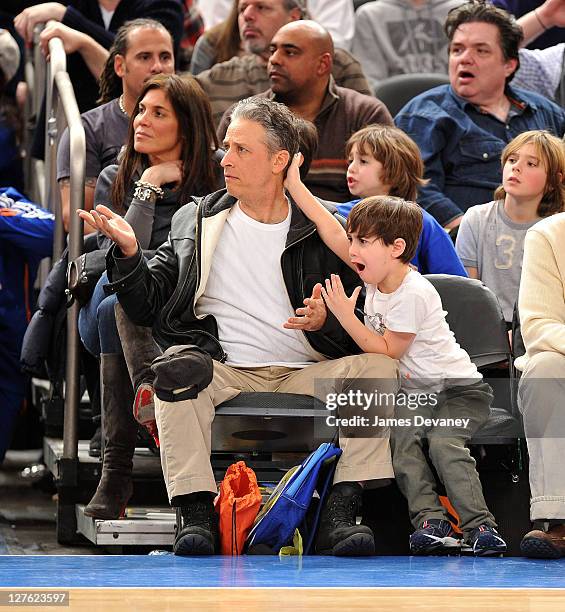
[1,588,564,611]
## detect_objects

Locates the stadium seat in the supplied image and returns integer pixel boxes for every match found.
[424,274,522,443]
[374,73,450,117]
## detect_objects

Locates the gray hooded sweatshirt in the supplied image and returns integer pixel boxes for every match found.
[352,0,463,91]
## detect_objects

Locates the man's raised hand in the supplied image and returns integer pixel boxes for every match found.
[283,282,327,332]
[14,3,66,44]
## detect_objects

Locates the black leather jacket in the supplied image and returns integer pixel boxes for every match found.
[105,189,363,361]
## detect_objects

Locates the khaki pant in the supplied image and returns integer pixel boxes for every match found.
[154,353,399,501]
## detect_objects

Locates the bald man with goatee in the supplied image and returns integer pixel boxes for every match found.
[218,21,393,202]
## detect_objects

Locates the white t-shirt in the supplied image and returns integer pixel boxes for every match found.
[99,6,114,29]
[364,270,480,391]
[195,202,326,368]
[195,0,354,49]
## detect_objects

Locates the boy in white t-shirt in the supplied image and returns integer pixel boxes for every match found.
[285,158,507,555]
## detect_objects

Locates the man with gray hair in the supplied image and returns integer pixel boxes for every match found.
[81,96,400,557]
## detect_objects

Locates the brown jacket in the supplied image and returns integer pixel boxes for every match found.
[217,78,393,202]
[195,48,372,128]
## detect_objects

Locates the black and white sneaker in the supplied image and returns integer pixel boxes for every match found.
[409,519,461,555]
[463,524,506,556]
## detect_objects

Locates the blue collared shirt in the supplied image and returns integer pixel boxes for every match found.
[394,84,565,226]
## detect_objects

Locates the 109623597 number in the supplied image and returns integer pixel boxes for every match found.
[0,591,69,606]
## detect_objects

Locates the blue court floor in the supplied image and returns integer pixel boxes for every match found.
[1,556,564,589]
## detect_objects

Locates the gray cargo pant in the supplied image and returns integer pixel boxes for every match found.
[391,380,496,536]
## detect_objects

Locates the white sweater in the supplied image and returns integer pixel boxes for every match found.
[515,212,565,371]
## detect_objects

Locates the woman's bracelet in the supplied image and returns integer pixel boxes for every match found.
[534,8,548,31]
[134,179,165,199]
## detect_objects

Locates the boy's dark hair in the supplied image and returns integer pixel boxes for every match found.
[347,196,423,264]
[345,125,428,200]
[294,117,318,179]
[444,1,522,83]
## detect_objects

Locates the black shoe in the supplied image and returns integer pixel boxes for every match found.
[84,469,133,519]
[174,494,219,556]
[315,482,375,556]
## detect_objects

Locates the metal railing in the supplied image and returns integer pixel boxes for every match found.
[44,33,72,262]
[31,29,86,462]
[23,25,47,220]
[55,72,84,461]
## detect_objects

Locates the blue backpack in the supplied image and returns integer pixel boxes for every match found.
[246,442,342,554]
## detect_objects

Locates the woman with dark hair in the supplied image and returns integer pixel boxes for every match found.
[189,0,242,75]
[78,72,223,519]
[96,71,220,229]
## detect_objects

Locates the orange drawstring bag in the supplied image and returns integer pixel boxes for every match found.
[439,495,463,536]
[215,461,262,555]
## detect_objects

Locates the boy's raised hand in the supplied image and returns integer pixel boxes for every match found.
[321,274,362,323]
[284,152,304,194]
[78,205,138,257]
